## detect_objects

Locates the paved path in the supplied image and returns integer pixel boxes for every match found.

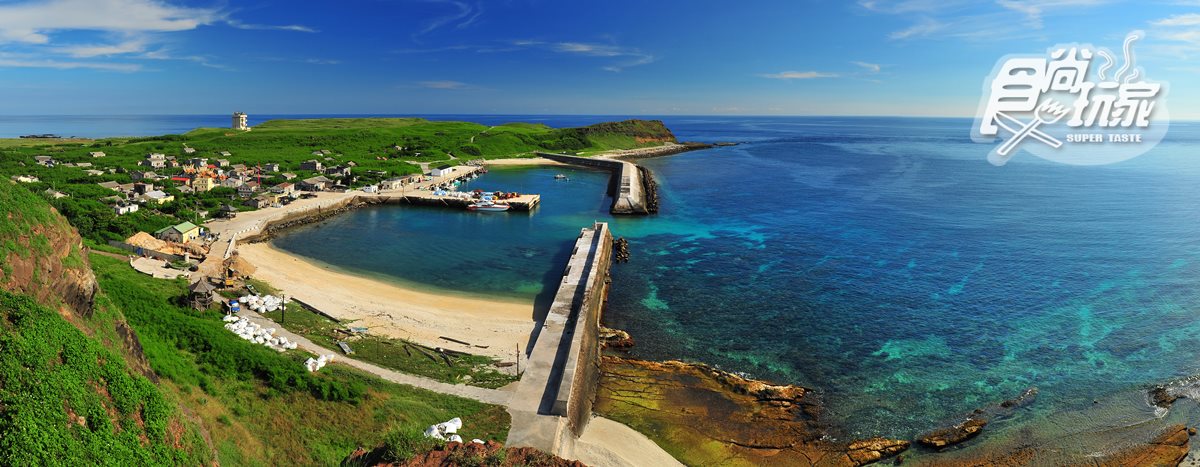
[235,309,512,405]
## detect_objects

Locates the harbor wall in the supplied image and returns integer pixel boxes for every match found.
[563,222,611,436]
[535,152,653,215]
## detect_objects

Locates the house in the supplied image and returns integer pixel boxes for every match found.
[300,160,324,171]
[98,181,121,191]
[324,165,351,177]
[170,176,191,185]
[246,193,281,209]
[270,182,295,196]
[219,151,232,157]
[298,175,332,191]
[63,162,93,168]
[187,157,208,167]
[11,175,39,183]
[379,178,406,191]
[142,153,166,169]
[154,222,202,243]
[237,183,260,198]
[281,172,297,180]
[34,156,54,167]
[131,170,156,181]
[231,164,248,174]
[430,164,454,177]
[43,189,68,199]
[193,177,217,192]
[361,185,378,193]
[133,182,155,195]
[113,203,139,215]
[263,163,280,172]
[221,177,244,189]
[216,159,230,167]
[183,147,196,155]
[84,170,105,176]
[89,151,106,158]
[143,190,174,205]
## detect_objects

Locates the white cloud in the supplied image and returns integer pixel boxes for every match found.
[0,53,141,71]
[227,20,317,33]
[1154,13,1200,27]
[53,38,148,58]
[416,1,483,37]
[552,41,655,71]
[760,71,839,79]
[851,61,882,73]
[869,0,1110,41]
[0,0,220,44]
[419,80,470,89]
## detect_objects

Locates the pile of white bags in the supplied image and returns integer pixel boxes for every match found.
[304,353,337,372]
[239,294,284,313]
[423,417,464,442]
[222,315,298,351]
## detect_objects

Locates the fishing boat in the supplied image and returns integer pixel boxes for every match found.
[466,200,511,212]
[554,173,568,180]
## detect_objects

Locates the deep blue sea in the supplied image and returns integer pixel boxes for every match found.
[16,114,1200,441]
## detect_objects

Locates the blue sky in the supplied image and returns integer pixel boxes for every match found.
[1,0,1199,117]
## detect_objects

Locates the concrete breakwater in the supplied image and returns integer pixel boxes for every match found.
[536,152,654,215]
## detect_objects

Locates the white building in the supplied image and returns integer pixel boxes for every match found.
[113,204,139,215]
[232,112,250,131]
[430,164,454,177]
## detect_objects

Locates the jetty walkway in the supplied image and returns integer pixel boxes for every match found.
[535,152,653,214]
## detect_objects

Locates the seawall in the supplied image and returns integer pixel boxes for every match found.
[536,153,654,215]
[506,222,613,451]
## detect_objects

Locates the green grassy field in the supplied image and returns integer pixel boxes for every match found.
[90,253,510,465]
[0,117,675,245]
[260,303,519,389]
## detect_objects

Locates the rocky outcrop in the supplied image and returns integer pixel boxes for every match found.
[594,357,909,466]
[0,182,97,318]
[917,418,988,449]
[1101,424,1192,467]
[598,326,634,349]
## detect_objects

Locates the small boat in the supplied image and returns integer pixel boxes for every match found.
[467,200,510,212]
[555,173,569,180]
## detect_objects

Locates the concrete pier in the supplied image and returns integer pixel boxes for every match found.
[506,222,612,452]
[535,152,652,215]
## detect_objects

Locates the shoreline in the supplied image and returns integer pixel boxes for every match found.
[237,242,533,360]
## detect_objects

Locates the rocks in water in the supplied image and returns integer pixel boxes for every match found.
[1101,424,1192,467]
[612,237,631,263]
[999,387,1038,409]
[598,326,634,349]
[1150,385,1181,408]
[594,356,908,466]
[846,438,910,465]
[916,418,988,449]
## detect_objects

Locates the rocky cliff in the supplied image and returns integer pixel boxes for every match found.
[0,180,97,317]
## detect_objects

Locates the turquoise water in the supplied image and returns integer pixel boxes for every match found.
[272,117,1200,440]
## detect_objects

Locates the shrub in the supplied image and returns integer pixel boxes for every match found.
[381,425,443,462]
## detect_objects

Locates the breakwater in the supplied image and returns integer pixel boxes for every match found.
[536,152,655,215]
[506,222,613,451]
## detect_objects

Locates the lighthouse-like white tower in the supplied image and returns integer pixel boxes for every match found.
[232,112,250,131]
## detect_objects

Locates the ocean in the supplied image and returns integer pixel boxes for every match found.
[18,114,1200,440]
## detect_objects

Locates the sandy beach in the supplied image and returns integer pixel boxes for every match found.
[483,157,565,166]
[237,242,534,360]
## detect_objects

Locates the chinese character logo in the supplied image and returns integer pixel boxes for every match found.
[973,31,1169,166]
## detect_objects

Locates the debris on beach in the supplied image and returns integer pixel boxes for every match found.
[423,417,464,441]
[222,315,298,351]
[305,353,337,372]
[239,294,283,312]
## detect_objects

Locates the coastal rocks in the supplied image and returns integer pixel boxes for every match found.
[638,166,660,214]
[916,418,988,449]
[594,356,908,466]
[1095,423,1191,467]
[1150,385,1182,408]
[846,438,911,465]
[250,199,366,242]
[612,237,630,263]
[598,326,634,349]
